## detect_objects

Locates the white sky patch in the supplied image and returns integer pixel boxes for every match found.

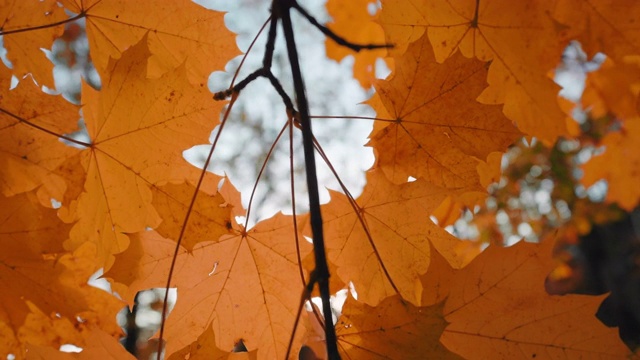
[186,0,377,227]
[59,344,82,353]
[88,268,111,293]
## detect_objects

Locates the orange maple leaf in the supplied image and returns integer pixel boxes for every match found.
[58,0,238,83]
[322,169,465,306]
[380,0,568,142]
[58,37,224,267]
[370,32,520,189]
[582,118,640,211]
[0,192,122,358]
[26,329,135,360]
[335,294,462,359]
[109,213,312,358]
[0,192,76,357]
[553,0,640,62]
[578,57,640,211]
[0,64,79,198]
[438,239,631,358]
[151,181,234,251]
[325,0,388,88]
[581,57,640,119]
[0,0,67,87]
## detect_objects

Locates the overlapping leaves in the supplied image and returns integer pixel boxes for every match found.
[1,0,639,359]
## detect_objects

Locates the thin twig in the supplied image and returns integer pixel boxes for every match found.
[156,93,238,360]
[312,135,401,295]
[213,68,265,100]
[262,14,279,69]
[243,121,288,228]
[310,114,397,123]
[285,115,307,359]
[265,71,295,111]
[231,16,272,87]
[197,1,392,358]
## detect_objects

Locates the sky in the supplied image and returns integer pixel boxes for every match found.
[188,0,381,226]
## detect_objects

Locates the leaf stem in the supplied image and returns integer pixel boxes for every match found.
[243,120,288,228]
[0,12,86,36]
[230,16,272,88]
[156,93,238,360]
[312,135,401,295]
[285,116,306,360]
[0,108,91,148]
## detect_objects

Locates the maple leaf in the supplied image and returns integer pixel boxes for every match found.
[370,32,520,190]
[437,239,632,358]
[0,192,79,354]
[325,0,388,88]
[476,151,503,189]
[335,294,462,359]
[379,0,568,142]
[0,192,122,358]
[26,329,136,360]
[56,243,125,340]
[0,64,79,198]
[105,231,187,304]
[109,213,313,358]
[322,169,465,306]
[151,181,234,251]
[168,326,257,360]
[0,0,67,87]
[57,0,238,83]
[376,0,427,55]
[5,0,640,358]
[581,57,640,120]
[553,0,640,62]
[582,118,640,211]
[578,57,640,211]
[58,37,224,267]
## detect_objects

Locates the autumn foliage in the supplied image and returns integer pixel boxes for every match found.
[1,0,640,359]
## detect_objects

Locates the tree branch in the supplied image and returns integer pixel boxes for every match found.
[276,0,341,358]
[291,1,392,52]
[211,2,390,357]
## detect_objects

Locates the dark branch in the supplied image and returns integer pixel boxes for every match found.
[265,71,295,111]
[277,1,341,358]
[213,68,266,100]
[262,15,279,69]
[209,2,394,358]
[291,1,392,52]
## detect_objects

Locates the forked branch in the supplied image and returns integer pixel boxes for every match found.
[209,1,391,359]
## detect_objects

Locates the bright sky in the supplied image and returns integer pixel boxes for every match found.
[187,0,381,226]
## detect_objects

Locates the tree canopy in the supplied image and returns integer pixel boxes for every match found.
[1,0,639,358]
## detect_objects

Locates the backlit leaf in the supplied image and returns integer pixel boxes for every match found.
[370,33,519,189]
[441,240,631,358]
[0,0,67,87]
[58,0,239,83]
[60,37,223,267]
